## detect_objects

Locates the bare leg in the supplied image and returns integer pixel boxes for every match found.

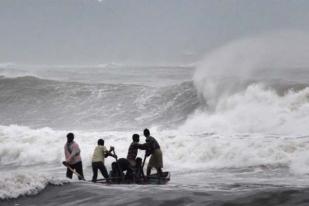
[147,166,151,176]
[156,167,163,177]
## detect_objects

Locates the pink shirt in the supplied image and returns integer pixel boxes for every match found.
[64,141,82,165]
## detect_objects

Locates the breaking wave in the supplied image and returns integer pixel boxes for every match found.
[181,31,309,136]
[2,31,309,200]
[1,124,309,176]
[0,76,199,130]
[0,172,67,199]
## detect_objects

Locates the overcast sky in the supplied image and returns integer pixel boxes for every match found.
[0,0,309,65]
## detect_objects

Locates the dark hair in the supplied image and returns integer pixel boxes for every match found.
[98,139,104,145]
[143,128,150,137]
[132,134,139,142]
[66,132,74,142]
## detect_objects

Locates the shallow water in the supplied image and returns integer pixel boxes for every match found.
[3,180,309,206]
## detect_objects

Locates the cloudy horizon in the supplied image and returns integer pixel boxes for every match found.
[1,0,309,65]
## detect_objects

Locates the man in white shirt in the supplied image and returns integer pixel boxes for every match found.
[91,138,116,182]
[64,133,84,180]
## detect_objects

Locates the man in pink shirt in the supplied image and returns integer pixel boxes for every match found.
[64,133,84,180]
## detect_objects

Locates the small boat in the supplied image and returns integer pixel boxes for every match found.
[145,171,171,184]
[63,160,171,185]
[95,172,171,185]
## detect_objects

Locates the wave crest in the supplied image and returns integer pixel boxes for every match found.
[0,76,199,130]
[0,172,67,199]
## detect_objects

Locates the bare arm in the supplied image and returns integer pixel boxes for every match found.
[104,146,117,158]
[136,143,149,150]
[138,143,152,156]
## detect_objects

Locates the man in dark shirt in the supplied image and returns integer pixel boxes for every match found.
[143,128,163,176]
[127,134,147,167]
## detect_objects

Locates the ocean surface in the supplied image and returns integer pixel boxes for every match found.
[1,60,309,206]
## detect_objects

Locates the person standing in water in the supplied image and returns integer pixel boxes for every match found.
[127,134,147,167]
[91,138,116,182]
[142,128,163,176]
[64,132,84,180]
[126,134,147,180]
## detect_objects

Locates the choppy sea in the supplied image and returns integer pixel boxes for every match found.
[1,61,309,206]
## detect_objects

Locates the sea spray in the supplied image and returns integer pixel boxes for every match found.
[194,30,309,109]
[185,31,309,135]
[180,84,309,135]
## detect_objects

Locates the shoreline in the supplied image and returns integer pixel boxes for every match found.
[2,183,309,206]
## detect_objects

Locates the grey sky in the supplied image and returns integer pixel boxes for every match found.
[0,0,309,65]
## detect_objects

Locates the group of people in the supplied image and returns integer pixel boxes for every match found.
[63,128,164,182]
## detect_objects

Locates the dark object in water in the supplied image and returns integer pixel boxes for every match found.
[96,171,171,185]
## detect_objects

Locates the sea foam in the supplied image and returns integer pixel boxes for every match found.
[0,172,67,199]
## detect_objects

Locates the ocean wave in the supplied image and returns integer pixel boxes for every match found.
[185,31,309,136]
[0,172,67,199]
[2,124,309,176]
[0,125,139,168]
[194,31,309,108]
[0,63,194,85]
[0,76,199,130]
[180,83,309,135]
[160,127,309,174]
[2,73,309,135]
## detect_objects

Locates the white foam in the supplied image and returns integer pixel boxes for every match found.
[0,171,67,199]
[163,131,309,171]
[185,31,309,136]
[2,122,309,199]
[2,124,309,172]
[181,84,309,136]
[0,125,65,166]
[0,125,137,167]
[170,31,309,175]
[194,30,309,109]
